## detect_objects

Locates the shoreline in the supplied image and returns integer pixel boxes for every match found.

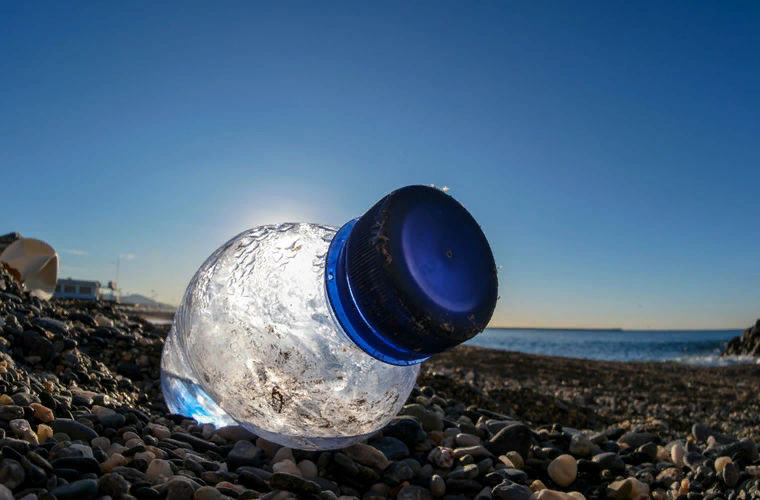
[420,345,760,441]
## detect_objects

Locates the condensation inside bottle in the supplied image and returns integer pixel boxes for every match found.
[160,223,419,449]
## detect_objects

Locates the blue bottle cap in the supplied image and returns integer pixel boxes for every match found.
[326,185,498,365]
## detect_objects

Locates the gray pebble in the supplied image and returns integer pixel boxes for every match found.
[226,440,262,469]
[369,436,410,460]
[569,434,594,457]
[592,452,626,474]
[0,458,25,489]
[397,484,435,500]
[692,423,736,445]
[384,460,415,485]
[400,404,444,432]
[492,480,533,500]
[51,478,99,500]
[430,474,446,497]
[448,463,479,480]
[485,468,529,486]
[49,419,98,441]
[268,472,321,494]
[0,405,24,420]
[721,461,739,487]
[98,472,130,498]
[486,423,531,459]
[166,475,200,500]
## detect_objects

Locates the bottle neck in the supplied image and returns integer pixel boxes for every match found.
[325,219,429,366]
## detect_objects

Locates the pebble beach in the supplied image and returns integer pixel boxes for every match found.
[1,265,759,500]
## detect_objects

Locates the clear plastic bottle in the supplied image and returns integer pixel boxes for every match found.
[160,185,498,450]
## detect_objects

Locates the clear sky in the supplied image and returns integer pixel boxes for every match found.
[2,2,759,329]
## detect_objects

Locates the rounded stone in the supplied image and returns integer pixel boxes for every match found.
[145,458,174,483]
[430,474,446,497]
[671,443,685,468]
[548,454,577,487]
[194,485,223,500]
[98,472,130,498]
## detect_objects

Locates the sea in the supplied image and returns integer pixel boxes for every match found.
[466,328,758,366]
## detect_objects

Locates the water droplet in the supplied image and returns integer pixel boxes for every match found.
[327,273,334,280]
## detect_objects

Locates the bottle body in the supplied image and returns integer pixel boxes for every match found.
[160,223,419,450]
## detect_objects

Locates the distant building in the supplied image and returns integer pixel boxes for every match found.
[54,278,101,300]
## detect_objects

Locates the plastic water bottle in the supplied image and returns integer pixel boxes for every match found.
[160,185,498,450]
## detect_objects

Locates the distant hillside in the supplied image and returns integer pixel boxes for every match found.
[119,293,176,310]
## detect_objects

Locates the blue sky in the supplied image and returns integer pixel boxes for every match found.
[2,2,759,329]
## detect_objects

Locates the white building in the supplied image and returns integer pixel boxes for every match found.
[54,278,101,300]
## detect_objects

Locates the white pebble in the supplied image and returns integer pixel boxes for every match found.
[298,460,318,479]
[536,489,573,500]
[548,454,578,487]
[272,459,301,476]
[671,443,685,467]
[145,458,174,483]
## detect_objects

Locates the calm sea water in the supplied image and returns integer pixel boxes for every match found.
[466,328,757,366]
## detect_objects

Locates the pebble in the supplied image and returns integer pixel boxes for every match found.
[505,451,524,470]
[49,419,98,441]
[0,405,24,420]
[547,454,577,487]
[166,475,200,500]
[453,444,491,458]
[487,423,532,459]
[0,485,12,500]
[569,434,594,457]
[10,418,38,444]
[534,490,573,500]
[396,484,434,500]
[194,485,224,500]
[0,458,25,489]
[400,404,444,432]
[492,480,533,500]
[428,447,455,468]
[298,459,318,479]
[272,458,302,476]
[100,453,128,472]
[369,436,409,460]
[98,471,130,498]
[530,480,547,492]
[227,439,262,468]
[29,403,54,423]
[147,423,172,439]
[592,452,625,473]
[216,425,257,442]
[430,474,446,497]
[608,477,649,500]
[671,442,685,467]
[455,433,481,447]
[145,458,174,482]
[50,478,99,500]
[344,443,390,471]
[721,461,739,487]
[269,472,321,494]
